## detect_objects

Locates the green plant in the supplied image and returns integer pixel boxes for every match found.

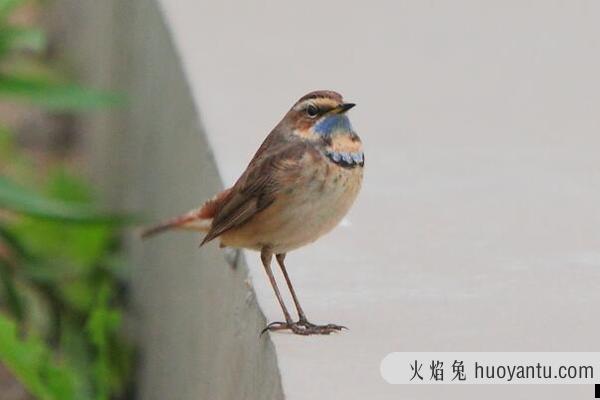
[0,131,134,400]
[0,1,133,399]
[0,313,78,399]
[0,0,121,111]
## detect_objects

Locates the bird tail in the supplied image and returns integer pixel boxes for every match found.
[140,188,231,240]
[140,208,211,239]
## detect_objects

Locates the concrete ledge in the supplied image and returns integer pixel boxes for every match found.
[53,1,283,399]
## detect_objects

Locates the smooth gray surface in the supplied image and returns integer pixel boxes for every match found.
[52,1,284,399]
[158,1,600,399]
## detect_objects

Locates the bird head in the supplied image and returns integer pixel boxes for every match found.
[285,90,357,142]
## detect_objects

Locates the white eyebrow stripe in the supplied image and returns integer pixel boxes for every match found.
[294,98,339,111]
[294,99,313,110]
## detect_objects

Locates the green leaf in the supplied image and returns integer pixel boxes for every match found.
[0,225,63,285]
[0,258,25,322]
[7,171,119,272]
[0,176,133,225]
[0,0,24,20]
[0,313,78,400]
[86,283,130,400]
[0,75,123,111]
[0,26,46,53]
[0,224,30,260]
[44,168,93,203]
[59,317,95,399]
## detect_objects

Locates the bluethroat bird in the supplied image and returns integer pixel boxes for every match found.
[142,90,364,335]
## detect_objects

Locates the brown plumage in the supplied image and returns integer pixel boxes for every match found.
[142,90,364,335]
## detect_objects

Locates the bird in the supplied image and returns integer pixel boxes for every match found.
[141,90,364,335]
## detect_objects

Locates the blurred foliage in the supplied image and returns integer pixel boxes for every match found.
[0,1,133,400]
[0,176,134,224]
[0,0,121,111]
[0,134,134,400]
[0,314,78,399]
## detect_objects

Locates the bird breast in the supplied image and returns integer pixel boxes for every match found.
[220,150,363,253]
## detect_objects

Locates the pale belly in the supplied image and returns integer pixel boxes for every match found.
[220,161,363,253]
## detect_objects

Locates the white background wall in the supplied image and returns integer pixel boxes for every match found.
[159,1,600,398]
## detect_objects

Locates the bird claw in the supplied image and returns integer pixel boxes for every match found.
[261,321,287,335]
[261,320,347,336]
[296,319,348,331]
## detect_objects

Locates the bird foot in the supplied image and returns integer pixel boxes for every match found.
[261,320,347,336]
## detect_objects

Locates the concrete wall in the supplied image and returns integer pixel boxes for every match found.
[50,1,284,399]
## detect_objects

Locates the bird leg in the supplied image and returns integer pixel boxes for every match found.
[275,253,347,333]
[261,249,346,335]
[261,248,293,327]
[275,253,308,323]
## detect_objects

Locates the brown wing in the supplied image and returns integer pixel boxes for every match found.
[200,137,310,246]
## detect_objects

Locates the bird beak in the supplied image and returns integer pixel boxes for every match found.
[332,103,356,114]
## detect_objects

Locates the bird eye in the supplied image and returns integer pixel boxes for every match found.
[306,104,319,118]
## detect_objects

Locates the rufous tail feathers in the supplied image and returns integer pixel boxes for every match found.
[140,208,210,238]
[140,188,232,239]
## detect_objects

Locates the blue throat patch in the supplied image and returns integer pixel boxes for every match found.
[314,114,353,137]
[325,150,364,168]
